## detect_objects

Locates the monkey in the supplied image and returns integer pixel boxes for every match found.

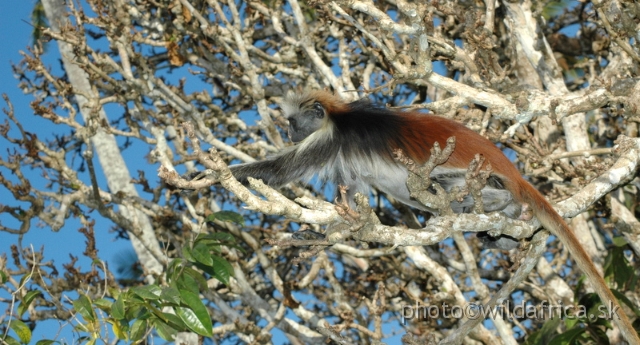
[227,90,639,343]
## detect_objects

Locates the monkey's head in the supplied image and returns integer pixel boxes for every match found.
[281,92,327,143]
[281,91,349,143]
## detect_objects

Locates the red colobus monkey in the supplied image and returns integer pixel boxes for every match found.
[229,91,639,343]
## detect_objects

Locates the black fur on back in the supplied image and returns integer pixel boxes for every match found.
[331,99,406,161]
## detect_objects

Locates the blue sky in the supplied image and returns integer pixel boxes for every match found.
[0,5,76,268]
[0,3,38,134]
[0,2,142,343]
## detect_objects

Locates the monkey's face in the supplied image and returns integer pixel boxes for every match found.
[286,101,325,143]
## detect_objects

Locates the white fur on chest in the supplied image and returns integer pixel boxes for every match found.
[319,154,516,216]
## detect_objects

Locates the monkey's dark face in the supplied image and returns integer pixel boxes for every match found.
[287,101,325,143]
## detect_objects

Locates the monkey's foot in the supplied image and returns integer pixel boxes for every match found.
[518,203,533,221]
[335,185,360,221]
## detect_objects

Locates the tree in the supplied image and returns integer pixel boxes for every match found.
[1,0,639,343]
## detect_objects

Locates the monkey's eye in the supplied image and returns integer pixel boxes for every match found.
[312,102,324,118]
[288,118,297,128]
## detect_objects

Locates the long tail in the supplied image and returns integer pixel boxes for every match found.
[514,180,640,344]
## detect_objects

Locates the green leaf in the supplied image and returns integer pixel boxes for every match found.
[18,273,32,289]
[166,258,184,283]
[152,317,178,341]
[195,263,217,280]
[611,236,628,247]
[175,272,200,295]
[208,244,222,254]
[195,232,235,243]
[605,247,633,289]
[124,299,147,320]
[564,312,579,329]
[160,287,181,305]
[74,322,90,333]
[579,292,601,310]
[191,243,213,266]
[9,319,32,344]
[524,313,562,345]
[182,244,195,263]
[210,255,233,285]
[132,285,162,300]
[176,290,213,336]
[111,293,126,320]
[0,270,8,284]
[548,327,585,345]
[73,294,96,322]
[93,298,113,311]
[587,325,610,344]
[129,319,147,341]
[35,340,58,345]
[204,213,216,223]
[161,312,188,330]
[175,306,212,337]
[181,267,209,292]
[195,233,246,254]
[18,290,41,317]
[108,318,127,340]
[108,287,122,300]
[206,211,245,225]
[3,335,21,345]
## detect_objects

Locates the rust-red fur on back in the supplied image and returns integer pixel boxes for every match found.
[398,112,523,182]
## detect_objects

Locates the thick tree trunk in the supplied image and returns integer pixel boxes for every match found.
[41,0,164,277]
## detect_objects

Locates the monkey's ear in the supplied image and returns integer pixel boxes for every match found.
[284,89,298,101]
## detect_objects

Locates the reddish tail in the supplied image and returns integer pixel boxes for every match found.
[511,179,639,344]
